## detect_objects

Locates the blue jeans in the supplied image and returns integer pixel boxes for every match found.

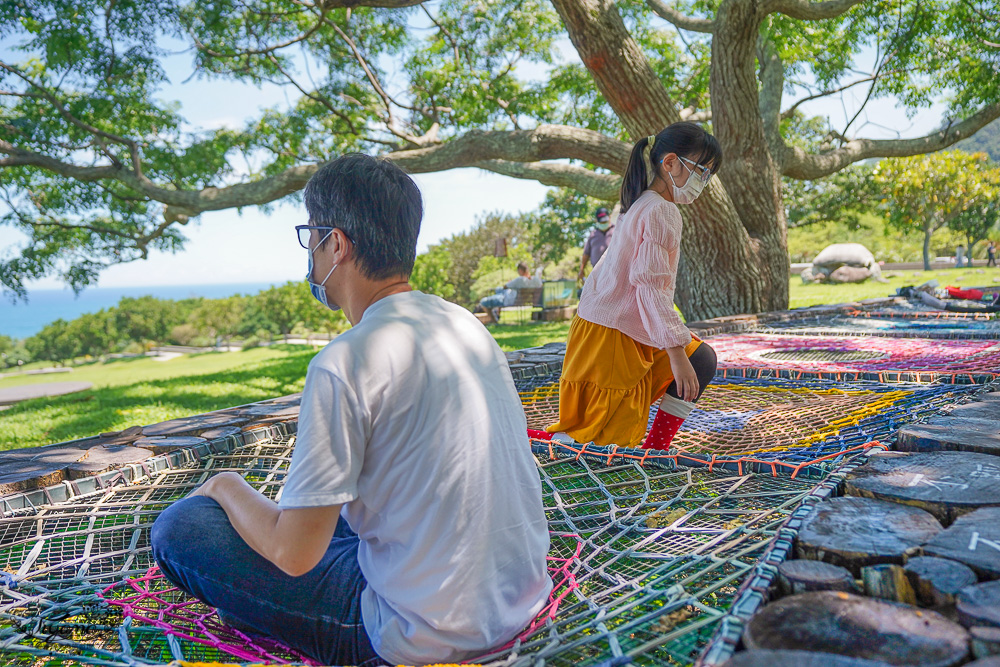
[151,496,383,666]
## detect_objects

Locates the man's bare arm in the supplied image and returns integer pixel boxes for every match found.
[191,472,342,576]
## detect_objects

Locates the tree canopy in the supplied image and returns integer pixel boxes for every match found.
[2,0,998,318]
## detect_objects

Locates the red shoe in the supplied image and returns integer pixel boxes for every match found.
[643,409,686,450]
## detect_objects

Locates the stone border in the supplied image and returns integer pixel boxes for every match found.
[0,422,296,517]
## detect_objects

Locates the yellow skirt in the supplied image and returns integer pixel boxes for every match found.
[547,316,702,447]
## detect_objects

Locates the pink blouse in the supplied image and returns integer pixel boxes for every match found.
[577,190,692,350]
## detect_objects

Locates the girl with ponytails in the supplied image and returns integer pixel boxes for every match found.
[544,122,722,450]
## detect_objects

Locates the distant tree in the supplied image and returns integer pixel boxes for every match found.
[440,212,532,305]
[530,188,605,263]
[4,0,998,320]
[947,186,1000,257]
[70,310,118,357]
[113,296,181,344]
[873,152,1000,270]
[192,296,247,348]
[410,245,456,301]
[245,283,306,342]
[24,319,78,363]
[783,164,873,231]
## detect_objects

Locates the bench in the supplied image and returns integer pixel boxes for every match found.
[502,288,543,324]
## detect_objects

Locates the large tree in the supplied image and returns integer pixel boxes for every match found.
[1,0,998,319]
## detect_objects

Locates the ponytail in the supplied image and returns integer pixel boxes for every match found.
[619,122,724,213]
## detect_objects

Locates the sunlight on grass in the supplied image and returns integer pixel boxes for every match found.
[0,346,317,450]
[787,266,1000,309]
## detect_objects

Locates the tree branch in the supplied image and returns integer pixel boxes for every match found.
[759,0,865,20]
[318,0,424,7]
[781,74,883,119]
[187,6,329,58]
[1,125,629,217]
[474,160,621,200]
[781,101,1000,179]
[645,0,715,33]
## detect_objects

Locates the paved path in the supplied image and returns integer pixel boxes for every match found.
[0,381,93,405]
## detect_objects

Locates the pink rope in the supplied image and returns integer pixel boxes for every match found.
[100,567,319,665]
[484,536,584,658]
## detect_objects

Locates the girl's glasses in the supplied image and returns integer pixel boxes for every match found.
[680,157,714,184]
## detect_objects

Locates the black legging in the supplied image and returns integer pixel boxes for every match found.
[665,342,717,402]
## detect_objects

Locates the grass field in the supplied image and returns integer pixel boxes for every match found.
[788,266,999,309]
[0,322,574,450]
[3,266,996,451]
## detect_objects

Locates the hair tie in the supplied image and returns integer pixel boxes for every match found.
[642,135,656,187]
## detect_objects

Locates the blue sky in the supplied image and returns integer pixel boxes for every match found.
[1,30,947,291]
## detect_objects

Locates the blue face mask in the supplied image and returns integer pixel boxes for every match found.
[307,230,340,312]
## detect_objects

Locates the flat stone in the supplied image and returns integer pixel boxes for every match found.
[0,444,88,465]
[796,496,942,574]
[199,426,243,441]
[958,581,1000,628]
[924,507,1000,579]
[0,460,67,494]
[843,451,1000,525]
[722,650,893,666]
[66,445,154,479]
[132,436,207,455]
[143,413,246,437]
[898,425,1000,456]
[0,381,92,406]
[742,591,969,666]
[96,425,145,446]
[947,403,1000,422]
[927,415,1000,434]
[237,405,300,418]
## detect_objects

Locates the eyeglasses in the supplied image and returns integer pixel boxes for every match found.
[295,225,355,250]
[679,156,714,184]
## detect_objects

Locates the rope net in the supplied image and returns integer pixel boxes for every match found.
[519,374,977,465]
[758,315,1000,339]
[0,331,990,667]
[709,332,1000,382]
[0,430,834,667]
[846,305,998,320]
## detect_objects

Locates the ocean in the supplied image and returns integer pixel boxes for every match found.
[0,283,277,340]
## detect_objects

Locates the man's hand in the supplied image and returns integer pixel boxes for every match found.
[666,347,699,402]
[186,471,342,577]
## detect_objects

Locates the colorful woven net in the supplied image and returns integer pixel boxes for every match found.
[759,315,1000,339]
[709,332,1000,382]
[0,427,843,667]
[519,374,977,465]
[0,326,991,667]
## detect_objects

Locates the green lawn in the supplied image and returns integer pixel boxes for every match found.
[0,322,574,450]
[4,266,995,451]
[787,266,1000,309]
[0,346,316,451]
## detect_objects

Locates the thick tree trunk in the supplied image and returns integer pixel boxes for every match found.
[924,225,933,271]
[549,0,790,320]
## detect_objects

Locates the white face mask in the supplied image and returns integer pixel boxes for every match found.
[306,229,341,312]
[666,156,710,205]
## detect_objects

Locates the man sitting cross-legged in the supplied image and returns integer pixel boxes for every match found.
[151,153,553,667]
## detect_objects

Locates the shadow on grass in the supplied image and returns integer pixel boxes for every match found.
[486,320,572,352]
[0,349,316,451]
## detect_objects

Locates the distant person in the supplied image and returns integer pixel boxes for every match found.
[545,122,720,450]
[988,241,996,268]
[477,262,543,323]
[956,244,967,268]
[151,154,551,667]
[577,207,615,283]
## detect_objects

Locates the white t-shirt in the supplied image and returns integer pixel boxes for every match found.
[279,291,552,665]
